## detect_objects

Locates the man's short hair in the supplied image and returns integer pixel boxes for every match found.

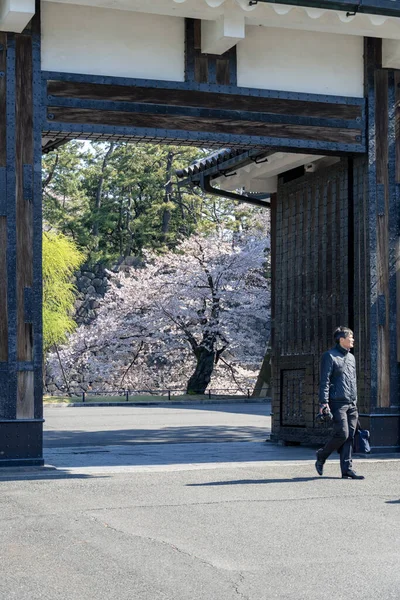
[333,326,353,342]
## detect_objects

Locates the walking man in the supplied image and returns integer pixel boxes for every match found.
[315,326,364,480]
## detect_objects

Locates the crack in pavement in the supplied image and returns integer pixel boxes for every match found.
[233,572,250,600]
[88,512,252,597]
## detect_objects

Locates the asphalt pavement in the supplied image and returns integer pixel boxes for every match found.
[0,403,399,600]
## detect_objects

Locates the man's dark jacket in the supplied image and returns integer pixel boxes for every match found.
[319,344,357,406]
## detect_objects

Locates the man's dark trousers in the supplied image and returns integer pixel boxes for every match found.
[318,402,358,474]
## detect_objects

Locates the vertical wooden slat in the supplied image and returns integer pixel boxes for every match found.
[330,174,337,334]
[301,186,310,354]
[270,194,277,353]
[15,35,34,418]
[195,56,208,85]
[317,178,324,354]
[326,178,333,344]
[193,20,201,50]
[395,72,400,363]
[364,38,380,411]
[375,68,391,408]
[216,59,230,86]
[184,19,195,83]
[395,71,400,185]
[5,33,17,420]
[0,33,6,163]
[288,190,295,355]
[0,33,7,365]
[311,180,318,350]
[287,190,294,356]
[322,176,328,349]
[0,217,7,363]
[281,194,288,356]
[32,7,43,421]
[341,165,349,327]
[386,70,398,405]
[299,185,305,355]
[270,194,277,430]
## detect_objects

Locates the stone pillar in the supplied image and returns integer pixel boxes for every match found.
[0,7,43,465]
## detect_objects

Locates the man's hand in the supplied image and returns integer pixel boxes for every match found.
[319,404,329,414]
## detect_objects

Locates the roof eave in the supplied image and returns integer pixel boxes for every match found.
[251,0,400,18]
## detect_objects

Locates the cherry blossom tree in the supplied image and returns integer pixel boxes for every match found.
[46,233,270,395]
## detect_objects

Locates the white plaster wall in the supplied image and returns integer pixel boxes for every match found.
[237,26,363,98]
[41,3,185,81]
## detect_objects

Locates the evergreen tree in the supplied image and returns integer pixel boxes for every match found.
[42,231,85,353]
[43,141,265,263]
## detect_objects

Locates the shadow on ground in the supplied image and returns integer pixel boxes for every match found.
[0,467,107,482]
[187,476,341,485]
[43,425,270,448]
[43,439,317,470]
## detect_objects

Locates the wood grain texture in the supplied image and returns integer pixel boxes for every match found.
[216,59,230,86]
[375,69,391,407]
[0,33,6,167]
[352,157,371,414]
[395,72,400,184]
[0,34,7,364]
[47,81,363,120]
[397,237,400,363]
[272,161,349,442]
[194,56,208,85]
[17,371,34,418]
[0,217,7,362]
[15,35,34,418]
[47,107,361,144]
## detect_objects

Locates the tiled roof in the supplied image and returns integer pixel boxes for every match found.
[175,148,250,179]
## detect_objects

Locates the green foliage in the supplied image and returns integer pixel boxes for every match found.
[43,141,265,264]
[42,231,85,353]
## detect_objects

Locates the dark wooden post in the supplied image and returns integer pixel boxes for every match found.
[358,38,400,450]
[0,5,44,465]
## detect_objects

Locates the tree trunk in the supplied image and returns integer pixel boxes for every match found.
[93,142,114,249]
[161,151,174,244]
[186,347,215,394]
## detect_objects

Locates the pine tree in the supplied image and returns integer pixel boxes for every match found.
[43,231,85,353]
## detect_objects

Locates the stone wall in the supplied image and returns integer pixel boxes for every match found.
[74,263,110,325]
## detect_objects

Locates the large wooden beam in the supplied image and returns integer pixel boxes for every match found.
[45,107,361,145]
[47,79,364,120]
[43,73,366,155]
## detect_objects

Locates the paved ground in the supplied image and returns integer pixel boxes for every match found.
[43,403,272,447]
[1,404,399,600]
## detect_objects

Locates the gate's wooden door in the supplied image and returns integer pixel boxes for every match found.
[271,160,350,443]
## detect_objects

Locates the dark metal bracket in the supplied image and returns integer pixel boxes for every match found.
[199,173,270,209]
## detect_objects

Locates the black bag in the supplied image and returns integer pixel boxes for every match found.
[353,420,371,454]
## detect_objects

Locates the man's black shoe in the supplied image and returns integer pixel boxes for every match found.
[315,449,324,476]
[342,470,365,480]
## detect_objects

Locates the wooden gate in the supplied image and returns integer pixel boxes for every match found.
[271,160,350,444]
